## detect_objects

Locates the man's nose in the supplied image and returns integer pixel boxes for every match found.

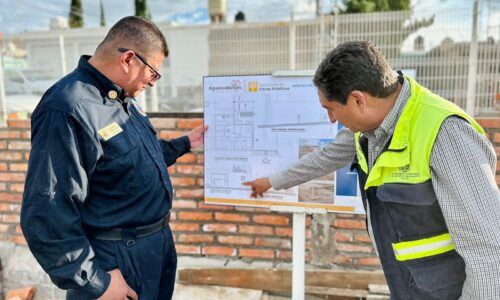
[328,111,337,123]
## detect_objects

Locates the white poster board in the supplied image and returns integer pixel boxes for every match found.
[204,75,364,214]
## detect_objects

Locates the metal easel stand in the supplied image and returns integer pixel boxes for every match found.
[270,206,328,300]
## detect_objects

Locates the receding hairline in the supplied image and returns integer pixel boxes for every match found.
[94,16,168,58]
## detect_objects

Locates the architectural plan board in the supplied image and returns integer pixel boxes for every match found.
[203,75,365,214]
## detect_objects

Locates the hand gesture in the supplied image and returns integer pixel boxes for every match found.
[97,269,138,300]
[188,124,208,149]
[242,177,272,198]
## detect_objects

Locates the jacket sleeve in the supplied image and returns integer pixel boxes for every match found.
[269,127,357,190]
[21,110,110,298]
[159,136,191,167]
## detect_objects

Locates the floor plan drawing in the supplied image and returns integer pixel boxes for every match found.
[204,75,364,213]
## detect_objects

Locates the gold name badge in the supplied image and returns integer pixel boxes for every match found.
[98,122,123,141]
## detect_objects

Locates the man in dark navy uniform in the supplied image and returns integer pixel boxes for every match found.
[20,16,207,299]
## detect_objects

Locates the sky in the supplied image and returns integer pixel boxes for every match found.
[0,0,499,47]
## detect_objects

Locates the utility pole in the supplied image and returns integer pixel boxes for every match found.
[465,0,480,116]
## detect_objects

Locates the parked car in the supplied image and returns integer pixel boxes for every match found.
[4,69,58,95]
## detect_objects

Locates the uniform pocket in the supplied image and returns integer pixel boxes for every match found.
[376,180,436,205]
[101,130,138,160]
[407,254,465,300]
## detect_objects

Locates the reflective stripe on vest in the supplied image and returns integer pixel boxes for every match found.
[392,233,455,261]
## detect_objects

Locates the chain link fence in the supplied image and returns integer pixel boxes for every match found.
[1,7,499,116]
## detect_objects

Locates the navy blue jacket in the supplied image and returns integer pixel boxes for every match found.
[20,56,190,297]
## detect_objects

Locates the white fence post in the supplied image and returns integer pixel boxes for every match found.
[465,0,480,116]
[289,21,296,70]
[0,50,7,126]
[58,33,67,76]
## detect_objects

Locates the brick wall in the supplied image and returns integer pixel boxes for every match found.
[1,116,499,271]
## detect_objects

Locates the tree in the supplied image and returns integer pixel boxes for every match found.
[69,0,84,28]
[135,0,149,19]
[343,0,409,13]
[100,0,106,27]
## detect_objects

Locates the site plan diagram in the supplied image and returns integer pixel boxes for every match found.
[204,75,364,214]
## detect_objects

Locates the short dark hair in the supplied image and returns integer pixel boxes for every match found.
[313,41,398,104]
[95,16,168,58]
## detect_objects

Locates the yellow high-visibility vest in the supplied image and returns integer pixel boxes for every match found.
[354,76,484,190]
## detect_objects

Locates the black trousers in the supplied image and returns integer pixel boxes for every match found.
[67,225,177,299]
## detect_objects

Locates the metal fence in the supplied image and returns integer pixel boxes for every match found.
[1,5,499,117]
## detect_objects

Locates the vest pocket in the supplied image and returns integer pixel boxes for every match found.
[376,180,436,205]
[407,254,465,300]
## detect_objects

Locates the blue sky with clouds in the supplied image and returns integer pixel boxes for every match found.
[1,0,499,46]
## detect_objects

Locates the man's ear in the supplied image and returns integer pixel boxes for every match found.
[349,90,367,112]
[119,52,134,74]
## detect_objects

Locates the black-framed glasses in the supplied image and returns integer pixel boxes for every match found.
[118,47,162,81]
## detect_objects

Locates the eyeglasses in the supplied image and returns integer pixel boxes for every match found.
[118,47,162,82]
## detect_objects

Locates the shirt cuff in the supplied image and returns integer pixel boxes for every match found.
[269,172,291,190]
[86,268,111,298]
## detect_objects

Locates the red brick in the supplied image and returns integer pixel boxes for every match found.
[150,118,177,129]
[7,119,31,129]
[215,212,249,222]
[202,223,237,233]
[357,257,381,266]
[0,193,22,202]
[1,214,20,223]
[0,131,22,139]
[0,224,10,232]
[253,214,289,226]
[178,234,214,243]
[175,188,204,199]
[255,237,291,249]
[197,154,204,164]
[170,222,200,232]
[177,119,203,129]
[334,231,353,242]
[16,224,23,234]
[202,246,236,256]
[176,165,204,175]
[8,141,31,150]
[336,243,373,253]
[0,163,7,171]
[9,163,28,172]
[494,133,500,143]
[218,235,253,245]
[197,178,204,186]
[0,141,7,149]
[333,219,366,229]
[21,131,31,139]
[10,235,27,245]
[172,200,197,209]
[333,255,353,264]
[24,152,30,160]
[0,203,18,212]
[239,225,274,235]
[159,130,185,140]
[168,166,175,174]
[175,244,201,255]
[0,152,24,161]
[178,211,212,221]
[239,248,274,259]
[277,250,292,260]
[476,118,500,129]
[177,153,197,163]
[0,183,6,191]
[171,177,196,186]
[198,202,234,211]
[354,234,372,243]
[0,172,26,182]
[275,227,293,237]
